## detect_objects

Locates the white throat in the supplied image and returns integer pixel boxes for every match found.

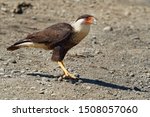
[71,19,90,33]
[70,19,91,44]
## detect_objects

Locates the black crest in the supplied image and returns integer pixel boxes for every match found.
[76,14,93,21]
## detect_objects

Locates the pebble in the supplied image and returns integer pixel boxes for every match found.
[39,91,45,94]
[86,86,91,90]
[0,68,5,72]
[7,59,17,64]
[4,75,12,78]
[67,68,74,72]
[57,77,63,81]
[31,16,37,20]
[109,70,115,74]
[0,57,4,61]
[20,70,26,74]
[121,64,125,67]
[51,93,56,96]
[129,72,135,77]
[146,73,150,78]
[10,70,20,74]
[11,14,15,17]
[40,88,46,91]
[3,62,9,65]
[92,36,97,39]
[92,40,98,45]
[131,35,140,40]
[30,87,36,90]
[0,72,5,75]
[124,10,131,16]
[103,26,113,32]
[1,7,7,12]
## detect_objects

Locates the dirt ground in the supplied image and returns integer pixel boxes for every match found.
[0,0,150,99]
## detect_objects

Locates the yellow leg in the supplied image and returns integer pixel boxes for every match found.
[58,61,77,79]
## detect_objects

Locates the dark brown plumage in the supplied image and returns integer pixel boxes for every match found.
[7,14,96,79]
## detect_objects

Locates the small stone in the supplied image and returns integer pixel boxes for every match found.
[92,36,97,39]
[90,4,95,8]
[3,62,8,66]
[86,86,91,90]
[124,10,131,16]
[58,77,63,81]
[0,57,4,61]
[20,74,26,77]
[8,59,17,64]
[129,72,135,77]
[39,91,45,94]
[78,79,83,83]
[40,88,46,91]
[11,70,20,74]
[109,70,115,74]
[103,26,113,32]
[67,68,74,72]
[132,36,140,40]
[51,93,56,96]
[1,7,7,12]
[4,75,12,78]
[0,72,5,75]
[31,16,37,20]
[146,73,150,78]
[20,70,25,74]
[0,68,5,72]
[30,87,36,90]
[11,14,15,17]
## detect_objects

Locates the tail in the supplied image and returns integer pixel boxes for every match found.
[7,39,31,51]
[7,45,20,51]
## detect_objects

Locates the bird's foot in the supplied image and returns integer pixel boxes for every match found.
[63,72,78,79]
[57,73,81,84]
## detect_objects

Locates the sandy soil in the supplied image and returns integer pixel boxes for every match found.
[0,0,150,99]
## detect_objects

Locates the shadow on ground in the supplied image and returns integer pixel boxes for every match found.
[27,72,146,92]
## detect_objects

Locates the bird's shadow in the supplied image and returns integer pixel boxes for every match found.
[27,72,147,92]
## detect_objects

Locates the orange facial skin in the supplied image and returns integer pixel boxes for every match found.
[85,16,94,25]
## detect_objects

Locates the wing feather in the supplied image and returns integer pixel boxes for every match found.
[25,23,73,48]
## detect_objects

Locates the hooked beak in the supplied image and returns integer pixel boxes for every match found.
[85,16,97,25]
[93,17,97,25]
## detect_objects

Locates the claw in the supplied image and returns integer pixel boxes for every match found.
[63,73,77,79]
[57,61,78,79]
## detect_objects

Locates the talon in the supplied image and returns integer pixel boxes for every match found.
[58,61,78,79]
[63,73,77,79]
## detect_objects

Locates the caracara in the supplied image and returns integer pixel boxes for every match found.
[7,14,96,79]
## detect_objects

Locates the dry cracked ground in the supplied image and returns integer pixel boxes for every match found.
[0,0,150,99]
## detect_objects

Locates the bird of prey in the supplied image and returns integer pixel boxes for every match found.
[7,14,96,79]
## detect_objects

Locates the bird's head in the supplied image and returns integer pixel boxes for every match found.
[72,14,96,32]
[75,14,96,25]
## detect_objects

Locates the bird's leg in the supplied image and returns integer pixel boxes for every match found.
[57,61,77,79]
